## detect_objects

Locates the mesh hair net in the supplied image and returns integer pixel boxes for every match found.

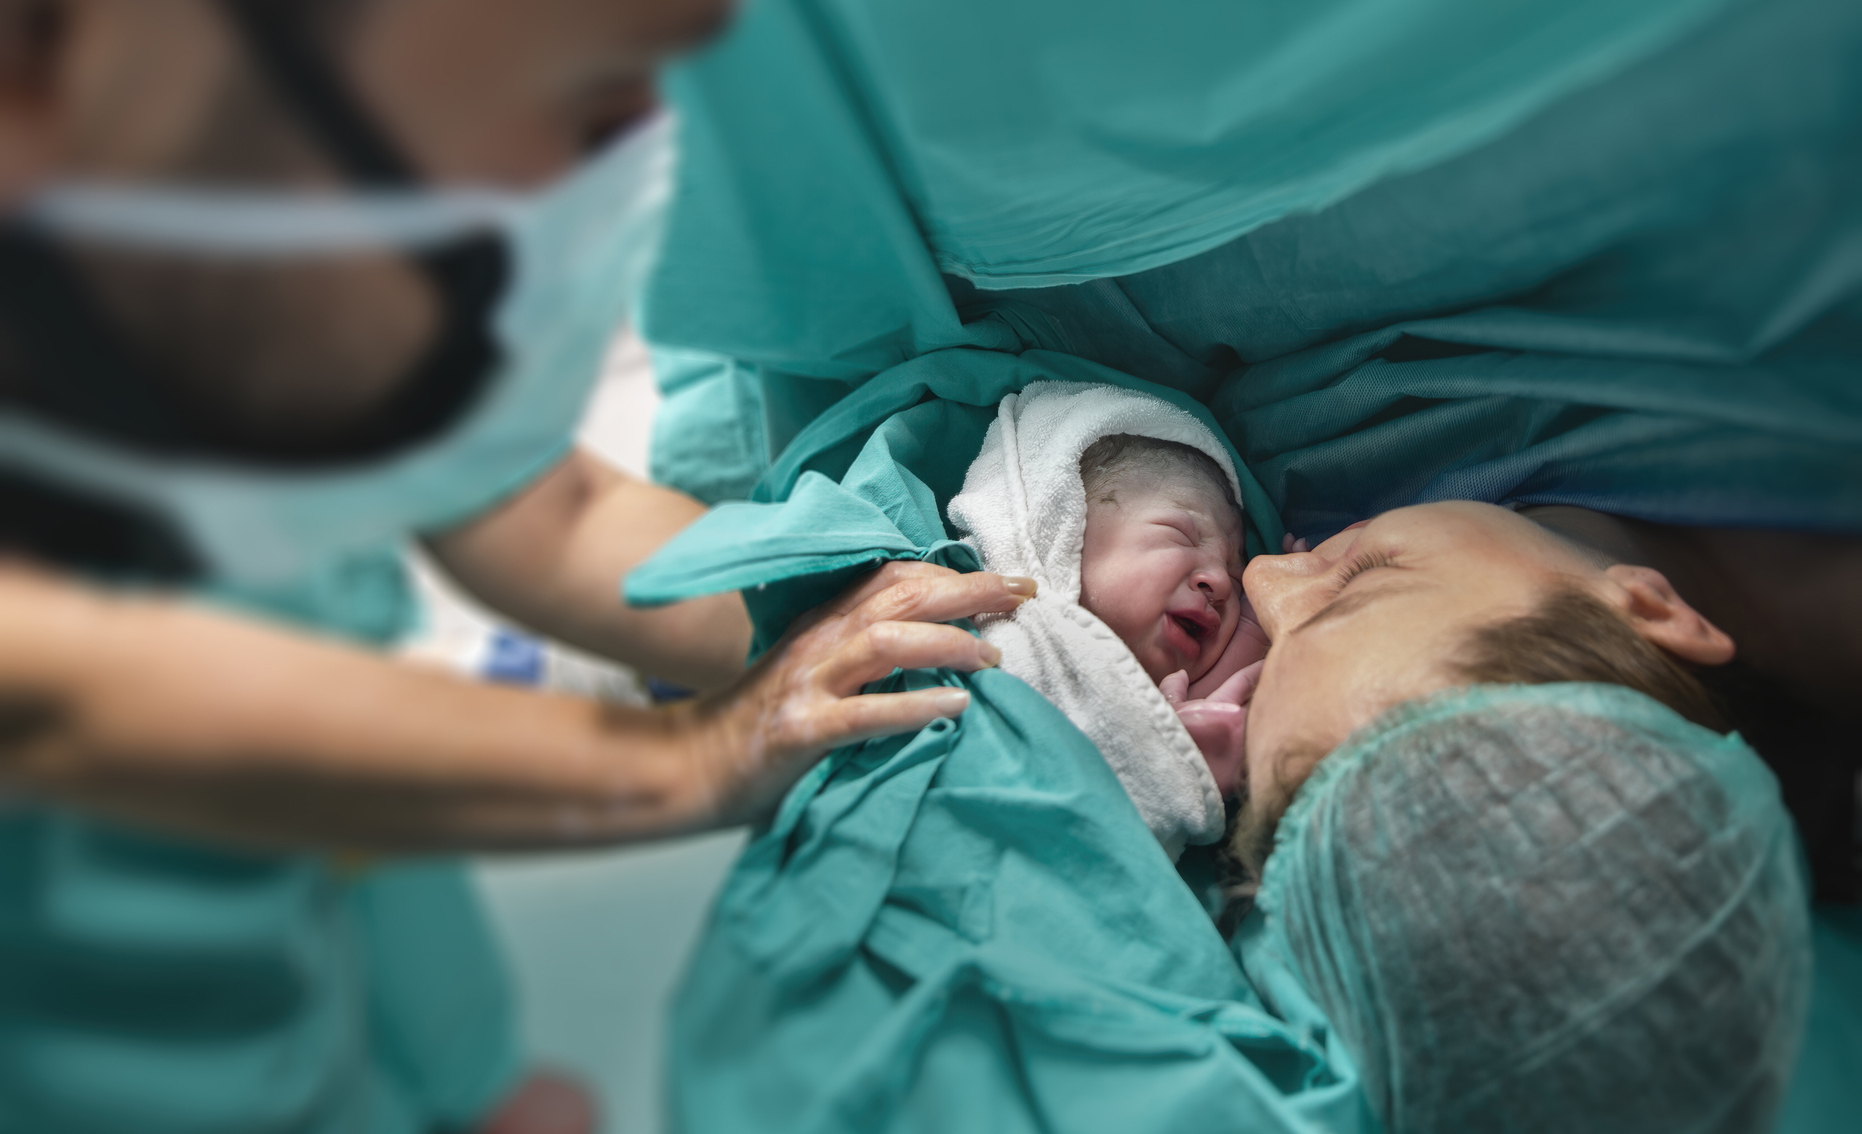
[1255,683,1812,1134]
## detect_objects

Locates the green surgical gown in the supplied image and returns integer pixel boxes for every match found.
[0,553,524,1134]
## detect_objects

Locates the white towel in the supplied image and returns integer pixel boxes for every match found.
[947,381,1239,859]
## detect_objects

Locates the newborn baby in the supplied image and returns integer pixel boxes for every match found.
[1076,433,1267,795]
[949,381,1266,857]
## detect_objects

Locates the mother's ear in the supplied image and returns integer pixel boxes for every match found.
[1601,564,1736,666]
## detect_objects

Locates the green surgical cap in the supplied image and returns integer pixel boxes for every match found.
[1255,683,1812,1134]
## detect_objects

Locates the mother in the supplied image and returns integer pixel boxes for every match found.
[1234,503,1860,888]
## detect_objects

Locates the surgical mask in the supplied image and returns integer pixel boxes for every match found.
[0,0,676,588]
[6,188,512,464]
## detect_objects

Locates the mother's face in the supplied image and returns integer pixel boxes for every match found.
[1237,502,1673,824]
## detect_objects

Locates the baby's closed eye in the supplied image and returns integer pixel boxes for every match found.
[1153,517,1200,544]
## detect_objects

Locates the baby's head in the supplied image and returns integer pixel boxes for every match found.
[1077,434,1254,687]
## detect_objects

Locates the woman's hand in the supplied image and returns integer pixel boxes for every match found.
[1162,660,1263,797]
[678,561,1036,825]
[0,558,1033,852]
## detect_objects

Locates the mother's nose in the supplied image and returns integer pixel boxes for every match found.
[1241,551,1332,637]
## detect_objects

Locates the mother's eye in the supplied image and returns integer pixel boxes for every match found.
[1335,550,1393,589]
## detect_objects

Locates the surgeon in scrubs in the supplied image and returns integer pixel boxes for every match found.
[0,1,1023,1131]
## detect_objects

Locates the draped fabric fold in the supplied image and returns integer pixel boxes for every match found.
[637,0,1862,1129]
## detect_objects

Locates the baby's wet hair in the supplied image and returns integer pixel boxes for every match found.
[1079,434,1240,517]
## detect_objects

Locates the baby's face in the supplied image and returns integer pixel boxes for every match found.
[1078,469,1251,685]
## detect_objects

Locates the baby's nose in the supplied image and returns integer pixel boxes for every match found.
[1193,571,1232,602]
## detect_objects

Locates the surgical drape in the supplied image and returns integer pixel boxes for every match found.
[637,0,1862,1128]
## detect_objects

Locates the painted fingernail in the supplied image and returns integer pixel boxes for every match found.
[979,642,1003,668]
[1004,576,1038,596]
[936,690,971,715]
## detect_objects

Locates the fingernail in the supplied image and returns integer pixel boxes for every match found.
[1004,576,1038,597]
[936,690,971,715]
[979,642,1002,668]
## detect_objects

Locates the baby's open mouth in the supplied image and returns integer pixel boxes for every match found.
[1169,609,1217,643]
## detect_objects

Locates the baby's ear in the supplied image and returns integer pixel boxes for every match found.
[1601,565,1735,666]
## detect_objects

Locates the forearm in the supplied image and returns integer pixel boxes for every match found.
[426,449,752,691]
[1,556,1024,855]
[0,563,727,852]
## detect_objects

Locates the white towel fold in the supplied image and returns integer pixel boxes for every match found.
[947,381,1240,859]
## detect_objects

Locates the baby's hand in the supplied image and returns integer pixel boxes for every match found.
[1161,660,1263,797]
